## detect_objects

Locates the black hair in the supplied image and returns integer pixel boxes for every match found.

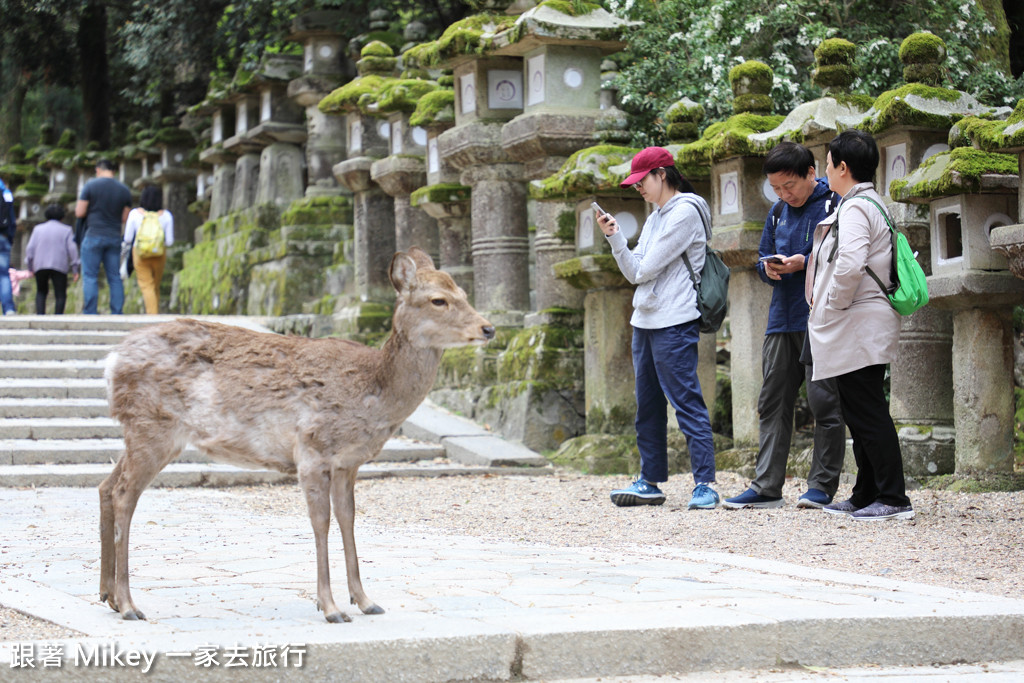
[828,129,879,184]
[139,185,162,212]
[96,158,116,172]
[763,141,816,177]
[44,203,65,221]
[659,166,697,194]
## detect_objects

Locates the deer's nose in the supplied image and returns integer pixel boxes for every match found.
[482,325,495,340]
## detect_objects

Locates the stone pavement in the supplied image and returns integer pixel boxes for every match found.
[2,483,1024,682]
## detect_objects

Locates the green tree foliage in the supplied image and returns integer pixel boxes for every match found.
[609,0,1024,147]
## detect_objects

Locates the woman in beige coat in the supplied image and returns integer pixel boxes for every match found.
[805,129,914,521]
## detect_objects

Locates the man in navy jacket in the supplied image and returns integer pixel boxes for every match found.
[724,142,846,510]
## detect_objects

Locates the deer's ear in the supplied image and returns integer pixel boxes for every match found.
[406,246,435,271]
[389,251,419,292]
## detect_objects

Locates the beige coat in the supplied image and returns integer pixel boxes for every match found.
[804,182,900,380]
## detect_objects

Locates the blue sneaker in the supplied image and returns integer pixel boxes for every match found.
[687,483,720,510]
[723,487,784,509]
[796,488,833,509]
[610,477,666,507]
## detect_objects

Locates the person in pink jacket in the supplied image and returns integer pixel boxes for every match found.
[805,129,914,521]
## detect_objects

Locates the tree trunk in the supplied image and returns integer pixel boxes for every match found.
[0,73,28,162]
[78,0,111,148]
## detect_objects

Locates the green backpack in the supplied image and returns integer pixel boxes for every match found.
[833,196,929,316]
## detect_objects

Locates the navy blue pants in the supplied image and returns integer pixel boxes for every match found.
[633,320,716,485]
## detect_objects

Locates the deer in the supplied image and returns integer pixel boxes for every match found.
[99,247,494,623]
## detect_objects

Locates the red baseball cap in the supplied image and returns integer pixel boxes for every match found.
[620,147,675,188]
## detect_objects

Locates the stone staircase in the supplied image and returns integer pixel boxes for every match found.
[0,315,550,487]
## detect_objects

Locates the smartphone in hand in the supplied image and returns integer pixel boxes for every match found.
[759,255,784,265]
[591,201,606,216]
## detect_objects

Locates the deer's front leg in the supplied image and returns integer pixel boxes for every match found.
[300,466,349,623]
[332,467,383,615]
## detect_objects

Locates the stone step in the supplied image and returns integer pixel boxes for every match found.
[0,360,106,379]
[0,417,124,439]
[0,314,269,332]
[0,398,110,419]
[0,436,446,467]
[0,329,126,345]
[0,378,107,400]
[0,459,542,488]
[0,344,112,361]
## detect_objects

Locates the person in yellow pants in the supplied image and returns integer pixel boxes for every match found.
[122,185,174,314]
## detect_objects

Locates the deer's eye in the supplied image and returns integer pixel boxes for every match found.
[430,298,447,307]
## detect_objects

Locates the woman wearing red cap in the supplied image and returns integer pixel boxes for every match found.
[597,147,719,510]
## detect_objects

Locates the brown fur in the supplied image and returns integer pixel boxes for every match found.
[98,248,494,622]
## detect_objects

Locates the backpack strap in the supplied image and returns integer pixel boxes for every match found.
[833,195,897,295]
[675,193,713,286]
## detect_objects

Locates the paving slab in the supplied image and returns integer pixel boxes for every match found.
[1,487,1023,682]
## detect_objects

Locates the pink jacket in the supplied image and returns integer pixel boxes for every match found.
[805,182,900,380]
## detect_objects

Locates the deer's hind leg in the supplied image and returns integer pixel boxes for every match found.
[99,427,184,620]
[332,467,383,615]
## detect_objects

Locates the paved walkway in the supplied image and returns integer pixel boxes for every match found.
[2,483,1024,681]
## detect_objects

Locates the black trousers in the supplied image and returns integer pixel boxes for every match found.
[834,364,911,507]
[35,269,69,315]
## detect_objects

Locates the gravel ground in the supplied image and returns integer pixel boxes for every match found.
[4,469,1023,642]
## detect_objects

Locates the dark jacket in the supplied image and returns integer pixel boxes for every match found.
[758,178,838,335]
[0,179,15,243]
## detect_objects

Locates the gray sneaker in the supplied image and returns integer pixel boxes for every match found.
[822,499,859,516]
[850,501,915,521]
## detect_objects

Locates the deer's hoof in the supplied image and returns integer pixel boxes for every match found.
[325,611,352,624]
[121,609,145,621]
[362,604,385,615]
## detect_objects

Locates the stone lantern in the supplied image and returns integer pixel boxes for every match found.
[287,10,351,197]
[891,146,1021,475]
[677,60,784,447]
[751,39,873,169]
[488,2,640,327]
[369,75,441,260]
[150,120,199,243]
[197,99,238,219]
[407,83,475,298]
[223,85,267,212]
[243,55,306,208]
[406,8,528,323]
[320,39,401,324]
[40,130,78,208]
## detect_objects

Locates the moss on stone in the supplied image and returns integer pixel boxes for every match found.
[952,99,1024,151]
[376,78,440,114]
[356,56,398,75]
[729,60,773,94]
[733,93,774,114]
[318,74,388,114]
[813,64,857,90]
[920,473,1024,492]
[361,40,394,58]
[899,32,946,65]
[535,0,604,17]
[889,146,1019,200]
[410,182,471,205]
[815,38,856,66]
[280,195,353,226]
[552,254,623,289]
[402,14,518,68]
[529,144,639,199]
[860,83,970,134]
[409,89,455,126]
[666,98,704,124]
[678,112,784,166]
[555,210,576,243]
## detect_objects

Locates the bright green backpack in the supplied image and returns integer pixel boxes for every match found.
[836,196,929,316]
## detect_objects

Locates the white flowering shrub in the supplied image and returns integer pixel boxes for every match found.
[606,0,1023,147]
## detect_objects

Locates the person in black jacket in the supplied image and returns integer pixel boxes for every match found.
[0,176,17,315]
[724,142,846,510]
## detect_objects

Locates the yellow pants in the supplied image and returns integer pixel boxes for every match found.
[132,251,166,314]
